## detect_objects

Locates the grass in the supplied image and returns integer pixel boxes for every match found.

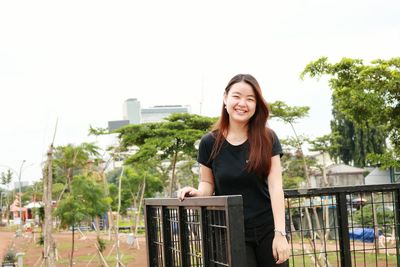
[290,251,398,266]
[56,240,88,250]
[57,253,135,265]
[0,224,18,232]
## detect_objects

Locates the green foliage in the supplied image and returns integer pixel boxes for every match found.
[55,175,109,228]
[353,204,394,232]
[3,249,16,263]
[55,195,86,228]
[116,113,216,195]
[38,235,44,245]
[0,169,13,186]
[97,236,106,253]
[281,152,314,189]
[282,175,304,189]
[52,183,66,199]
[367,151,400,169]
[301,57,400,167]
[53,142,101,185]
[309,134,338,154]
[176,157,199,188]
[329,108,386,167]
[270,101,310,125]
[107,165,163,213]
[38,206,45,223]
[281,136,310,154]
[88,125,109,135]
[22,180,43,203]
[118,113,216,162]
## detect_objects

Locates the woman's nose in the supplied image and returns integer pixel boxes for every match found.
[238,98,246,106]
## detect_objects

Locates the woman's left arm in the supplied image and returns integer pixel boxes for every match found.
[268,155,290,264]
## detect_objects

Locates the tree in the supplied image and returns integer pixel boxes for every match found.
[1,169,13,222]
[270,101,332,266]
[117,113,216,197]
[53,142,101,200]
[329,99,386,167]
[22,180,43,202]
[270,101,311,185]
[107,165,163,214]
[1,169,12,186]
[280,137,315,189]
[308,134,339,186]
[55,175,109,267]
[301,57,400,167]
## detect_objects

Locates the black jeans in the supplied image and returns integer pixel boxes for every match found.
[245,223,288,267]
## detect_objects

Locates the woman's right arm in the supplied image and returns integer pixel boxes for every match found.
[178,164,214,200]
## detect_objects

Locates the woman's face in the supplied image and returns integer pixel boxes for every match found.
[224,81,257,125]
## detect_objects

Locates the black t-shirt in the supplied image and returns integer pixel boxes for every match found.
[197,130,283,228]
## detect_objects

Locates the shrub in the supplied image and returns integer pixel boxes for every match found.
[3,249,16,264]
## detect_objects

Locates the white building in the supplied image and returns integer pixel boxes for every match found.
[141,105,191,123]
[123,98,141,124]
[108,99,191,132]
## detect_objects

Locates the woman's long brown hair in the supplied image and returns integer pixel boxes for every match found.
[209,74,273,177]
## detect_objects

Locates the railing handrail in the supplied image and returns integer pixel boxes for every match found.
[145,184,400,267]
[284,183,400,197]
[144,195,243,207]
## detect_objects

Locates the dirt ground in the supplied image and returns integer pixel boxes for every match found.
[0,229,147,266]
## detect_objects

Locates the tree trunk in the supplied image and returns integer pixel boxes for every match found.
[43,144,56,267]
[94,214,104,265]
[288,122,332,266]
[134,178,146,249]
[321,153,331,242]
[372,193,380,254]
[67,167,73,192]
[70,226,75,267]
[100,166,114,241]
[115,166,124,266]
[168,151,179,197]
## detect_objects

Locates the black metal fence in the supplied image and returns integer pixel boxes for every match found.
[144,195,246,267]
[285,183,400,267]
[145,184,400,267]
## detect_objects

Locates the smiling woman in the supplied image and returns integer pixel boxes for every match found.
[179,74,290,266]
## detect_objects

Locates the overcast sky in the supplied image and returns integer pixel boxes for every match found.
[1,0,399,185]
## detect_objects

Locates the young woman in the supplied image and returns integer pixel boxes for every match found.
[179,74,290,266]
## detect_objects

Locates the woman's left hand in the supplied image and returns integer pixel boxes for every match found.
[272,234,290,264]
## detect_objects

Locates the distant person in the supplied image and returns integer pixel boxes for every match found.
[179,74,290,266]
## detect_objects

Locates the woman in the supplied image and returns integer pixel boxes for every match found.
[179,74,290,266]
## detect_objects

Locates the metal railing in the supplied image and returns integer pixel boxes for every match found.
[145,184,400,267]
[145,195,246,267]
[285,183,400,267]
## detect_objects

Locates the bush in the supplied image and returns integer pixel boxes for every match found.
[2,249,16,265]
[353,204,394,233]
[37,235,44,245]
[97,236,106,253]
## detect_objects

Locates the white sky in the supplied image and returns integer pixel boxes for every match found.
[1,0,399,185]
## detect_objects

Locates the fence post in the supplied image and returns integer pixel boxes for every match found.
[201,207,210,267]
[337,192,351,267]
[395,189,400,267]
[226,196,246,267]
[161,206,172,267]
[144,205,153,267]
[179,207,190,267]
